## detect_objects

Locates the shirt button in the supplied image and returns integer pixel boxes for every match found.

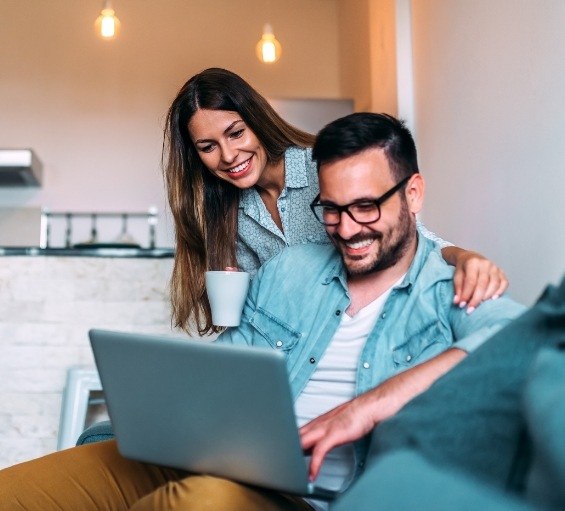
[381,312,386,319]
[275,340,283,348]
[281,206,286,212]
[358,461,365,468]
[335,310,341,316]
[309,357,316,364]
[363,362,370,369]
[406,355,412,362]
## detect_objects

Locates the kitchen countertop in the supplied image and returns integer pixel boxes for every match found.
[0,247,174,258]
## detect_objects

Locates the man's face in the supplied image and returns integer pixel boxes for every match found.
[318,148,417,276]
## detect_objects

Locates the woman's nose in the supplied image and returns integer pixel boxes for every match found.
[220,143,237,164]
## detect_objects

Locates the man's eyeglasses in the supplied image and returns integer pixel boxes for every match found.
[310,175,412,226]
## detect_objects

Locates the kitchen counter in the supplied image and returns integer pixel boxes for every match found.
[0,253,181,469]
[0,247,174,258]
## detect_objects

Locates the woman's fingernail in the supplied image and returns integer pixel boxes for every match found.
[453,295,460,303]
[466,306,476,315]
[492,294,500,300]
[459,301,467,308]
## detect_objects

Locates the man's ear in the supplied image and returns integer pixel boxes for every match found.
[405,173,425,214]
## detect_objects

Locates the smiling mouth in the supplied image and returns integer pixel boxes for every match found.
[344,239,374,250]
[226,158,251,174]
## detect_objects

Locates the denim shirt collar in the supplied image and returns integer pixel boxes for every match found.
[400,231,436,290]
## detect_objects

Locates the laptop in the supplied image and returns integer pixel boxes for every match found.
[88,329,338,500]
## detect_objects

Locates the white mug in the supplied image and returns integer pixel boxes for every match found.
[205,270,250,327]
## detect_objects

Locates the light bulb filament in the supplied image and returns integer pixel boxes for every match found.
[100,10,116,38]
[95,2,120,41]
[256,24,281,63]
[261,38,276,63]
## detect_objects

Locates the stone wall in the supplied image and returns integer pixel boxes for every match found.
[0,256,182,469]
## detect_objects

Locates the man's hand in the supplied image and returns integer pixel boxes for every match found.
[299,390,397,481]
[442,247,508,313]
[299,348,467,481]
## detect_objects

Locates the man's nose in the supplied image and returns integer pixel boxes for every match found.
[335,211,362,240]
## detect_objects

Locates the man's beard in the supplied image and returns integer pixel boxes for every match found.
[331,199,416,276]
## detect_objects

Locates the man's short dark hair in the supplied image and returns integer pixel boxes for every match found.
[312,112,419,181]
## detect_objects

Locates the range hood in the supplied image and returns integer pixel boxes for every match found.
[0,149,43,187]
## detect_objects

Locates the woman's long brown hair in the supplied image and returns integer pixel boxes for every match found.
[162,68,315,335]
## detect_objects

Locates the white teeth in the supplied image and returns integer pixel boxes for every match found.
[346,239,373,249]
[228,159,250,174]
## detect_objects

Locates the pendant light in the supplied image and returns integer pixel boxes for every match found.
[94,0,121,40]
[256,23,282,64]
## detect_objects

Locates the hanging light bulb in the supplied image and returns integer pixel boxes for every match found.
[94,0,121,40]
[256,23,282,63]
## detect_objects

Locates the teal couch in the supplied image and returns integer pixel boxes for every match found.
[333,344,565,511]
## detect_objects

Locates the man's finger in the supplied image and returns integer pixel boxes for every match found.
[300,421,329,450]
[309,442,332,481]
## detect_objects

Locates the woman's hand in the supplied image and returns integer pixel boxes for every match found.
[441,247,508,313]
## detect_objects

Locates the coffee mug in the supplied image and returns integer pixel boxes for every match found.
[205,270,251,327]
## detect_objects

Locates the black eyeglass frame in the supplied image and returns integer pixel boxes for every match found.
[309,175,413,226]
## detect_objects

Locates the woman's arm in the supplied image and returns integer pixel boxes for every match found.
[417,221,509,313]
[441,246,508,313]
[416,219,453,249]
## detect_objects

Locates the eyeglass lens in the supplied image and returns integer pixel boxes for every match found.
[314,203,380,226]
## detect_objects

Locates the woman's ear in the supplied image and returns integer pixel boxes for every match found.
[405,173,425,215]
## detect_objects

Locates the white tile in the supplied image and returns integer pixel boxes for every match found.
[0,256,175,468]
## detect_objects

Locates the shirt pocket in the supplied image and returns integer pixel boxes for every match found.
[248,307,301,352]
[392,322,448,368]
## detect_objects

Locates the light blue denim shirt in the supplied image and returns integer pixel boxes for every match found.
[217,233,525,479]
[236,146,450,276]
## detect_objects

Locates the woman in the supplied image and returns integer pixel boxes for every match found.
[163,67,507,335]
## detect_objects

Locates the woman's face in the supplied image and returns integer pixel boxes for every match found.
[188,109,269,189]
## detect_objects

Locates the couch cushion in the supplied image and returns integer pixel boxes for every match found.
[76,420,114,445]
[524,342,565,509]
[333,450,534,511]
[367,277,565,494]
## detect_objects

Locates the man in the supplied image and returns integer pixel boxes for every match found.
[0,113,524,511]
[215,112,524,511]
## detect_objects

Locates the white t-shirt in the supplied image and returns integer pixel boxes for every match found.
[294,282,399,511]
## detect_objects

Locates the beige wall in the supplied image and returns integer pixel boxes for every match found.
[0,0,342,246]
[412,0,565,305]
[369,0,397,114]
[337,0,397,114]
[337,0,372,111]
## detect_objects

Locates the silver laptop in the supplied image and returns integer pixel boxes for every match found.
[88,329,337,500]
